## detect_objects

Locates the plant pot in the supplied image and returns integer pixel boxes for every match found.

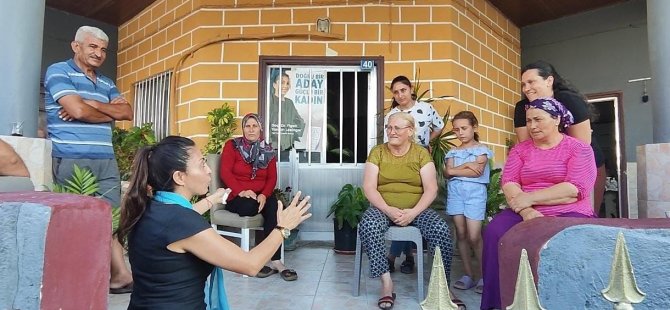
[333,218,358,254]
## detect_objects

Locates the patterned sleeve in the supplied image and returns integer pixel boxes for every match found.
[428,104,445,130]
[564,139,597,200]
[501,143,523,185]
[44,64,78,102]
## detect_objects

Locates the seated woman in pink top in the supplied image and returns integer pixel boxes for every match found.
[479,97,596,310]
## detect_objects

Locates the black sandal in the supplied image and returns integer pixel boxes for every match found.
[279,269,298,281]
[255,266,278,278]
[377,293,396,309]
[400,258,415,274]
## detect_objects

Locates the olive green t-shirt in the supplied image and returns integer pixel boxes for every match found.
[367,143,433,209]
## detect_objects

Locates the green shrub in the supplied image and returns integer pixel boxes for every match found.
[112,123,156,181]
[203,104,237,154]
[327,184,369,229]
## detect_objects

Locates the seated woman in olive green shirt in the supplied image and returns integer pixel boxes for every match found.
[359,112,459,310]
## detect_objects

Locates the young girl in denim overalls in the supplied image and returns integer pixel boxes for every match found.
[444,111,492,294]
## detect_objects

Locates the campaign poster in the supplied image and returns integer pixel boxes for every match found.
[291,68,325,151]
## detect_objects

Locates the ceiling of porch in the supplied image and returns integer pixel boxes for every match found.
[46,0,628,28]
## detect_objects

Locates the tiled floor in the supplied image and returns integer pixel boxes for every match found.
[109,241,482,309]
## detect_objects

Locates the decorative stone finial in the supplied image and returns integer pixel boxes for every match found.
[506,249,546,310]
[601,232,646,309]
[420,246,458,310]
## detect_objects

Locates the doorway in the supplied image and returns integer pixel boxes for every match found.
[258,56,384,240]
[587,92,627,218]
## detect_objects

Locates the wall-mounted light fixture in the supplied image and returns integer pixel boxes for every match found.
[316,17,331,33]
[628,77,651,103]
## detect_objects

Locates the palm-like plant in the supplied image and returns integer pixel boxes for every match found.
[53,164,100,196]
[429,107,458,181]
[53,165,122,230]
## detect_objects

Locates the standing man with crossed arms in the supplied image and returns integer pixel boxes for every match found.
[44,26,134,294]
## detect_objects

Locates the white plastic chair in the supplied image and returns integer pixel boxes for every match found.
[352,226,425,301]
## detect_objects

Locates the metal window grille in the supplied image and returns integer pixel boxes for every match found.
[133,71,171,139]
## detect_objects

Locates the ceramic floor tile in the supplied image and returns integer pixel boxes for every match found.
[315,280,368,297]
[108,241,482,309]
[311,295,370,310]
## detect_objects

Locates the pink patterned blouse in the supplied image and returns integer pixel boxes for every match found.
[501,134,596,217]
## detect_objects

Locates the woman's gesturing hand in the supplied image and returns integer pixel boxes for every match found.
[276,191,312,230]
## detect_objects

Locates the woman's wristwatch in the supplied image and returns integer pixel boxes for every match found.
[275,226,291,239]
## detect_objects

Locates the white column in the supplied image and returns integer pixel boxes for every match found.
[647,0,670,143]
[0,0,46,137]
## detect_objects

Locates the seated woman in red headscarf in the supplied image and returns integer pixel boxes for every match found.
[479,98,597,310]
[219,113,298,281]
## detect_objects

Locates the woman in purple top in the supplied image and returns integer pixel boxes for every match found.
[479,98,597,310]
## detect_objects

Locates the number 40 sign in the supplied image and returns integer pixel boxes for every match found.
[360,59,374,71]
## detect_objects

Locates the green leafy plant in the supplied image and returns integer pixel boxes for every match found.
[52,165,122,231]
[53,164,100,196]
[486,164,506,223]
[429,107,458,181]
[327,184,369,229]
[203,104,237,154]
[112,123,157,181]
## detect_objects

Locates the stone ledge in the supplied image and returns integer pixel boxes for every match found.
[499,217,670,309]
[0,192,111,309]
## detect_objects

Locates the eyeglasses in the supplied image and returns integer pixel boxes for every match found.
[385,125,411,133]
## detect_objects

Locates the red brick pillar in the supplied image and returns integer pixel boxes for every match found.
[0,192,111,310]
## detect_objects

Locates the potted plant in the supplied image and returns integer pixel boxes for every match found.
[202,104,237,193]
[203,103,237,157]
[327,184,369,254]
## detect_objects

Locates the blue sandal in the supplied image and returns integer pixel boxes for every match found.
[453,275,476,290]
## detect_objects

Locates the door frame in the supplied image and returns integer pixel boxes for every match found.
[258,55,385,122]
[586,91,627,218]
[258,56,385,160]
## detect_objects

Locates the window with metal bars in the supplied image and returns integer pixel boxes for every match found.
[133,71,171,138]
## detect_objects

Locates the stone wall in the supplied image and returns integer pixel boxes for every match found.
[115,0,521,162]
